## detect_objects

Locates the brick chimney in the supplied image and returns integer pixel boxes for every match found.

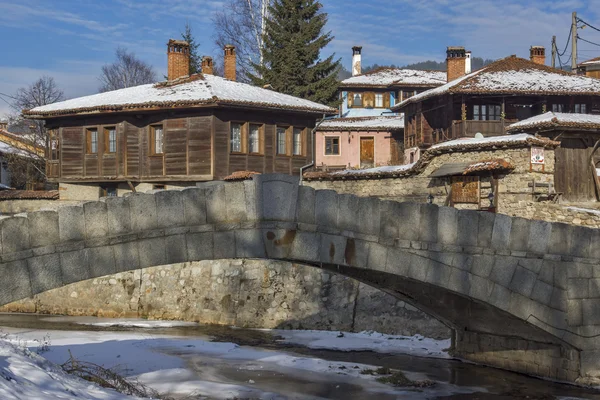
[167,39,190,81]
[352,46,362,76]
[202,56,214,75]
[446,46,467,82]
[224,45,236,81]
[530,46,546,65]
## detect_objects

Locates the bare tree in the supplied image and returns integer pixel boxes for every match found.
[212,0,271,81]
[99,47,157,92]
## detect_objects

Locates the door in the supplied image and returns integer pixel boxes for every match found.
[360,137,375,168]
[555,138,596,202]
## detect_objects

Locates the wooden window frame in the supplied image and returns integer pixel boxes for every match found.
[230,121,244,154]
[247,123,264,155]
[292,127,305,157]
[324,136,340,156]
[48,129,59,160]
[363,92,375,108]
[276,126,289,156]
[574,103,587,114]
[150,124,164,156]
[104,126,117,154]
[351,92,363,108]
[86,128,99,155]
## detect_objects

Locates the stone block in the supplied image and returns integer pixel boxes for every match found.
[138,237,166,268]
[517,258,543,274]
[27,210,60,249]
[0,261,31,305]
[509,218,530,252]
[367,242,387,271]
[112,242,139,272]
[553,263,567,290]
[548,223,572,256]
[470,254,495,278]
[446,268,471,295]
[531,280,553,305]
[255,174,300,222]
[396,202,420,241]
[425,260,453,286]
[1,216,29,254]
[129,193,158,232]
[320,234,346,265]
[214,231,235,259]
[568,278,589,299]
[477,211,495,248]
[451,253,473,271]
[28,253,61,295]
[182,187,207,226]
[580,350,600,378]
[489,283,511,311]
[570,226,592,259]
[337,194,359,232]
[419,204,438,243]
[358,197,380,236]
[345,238,368,267]
[165,234,187,264]
[469,273,495,300]
[87,246,116,278]
[225,182,247,222]
[379,201,400,239]
[289,231,320,263]
[296,185,315,225]
[582,299,600,326]
[60,249,90,285]
[235,229,265,259]
[83,201,109,239]
[457,210,479,247]
[104,197,131,235]
[527,220,551,255]
[186,232,214,261]
[568,262,593,279]
[489,256,518,287]
[243,180,257,221]
[590,278,600,298]
[509,265,538,297]
[263,229,294,260]
[491,213,512,251]
[550,287,567,312]
[407,252,432,282]
[509,292,542,321]
[205,184,228,224]
[58,205,85,242]
[589,230,600,260]
[315,190,338,229]
[156,190,186,228]
[438,207,458,245]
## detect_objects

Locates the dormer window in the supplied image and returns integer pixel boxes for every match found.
[353,93,362,107]
[376,93,384,108]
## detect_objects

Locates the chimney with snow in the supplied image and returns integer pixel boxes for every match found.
[352,46,363,76]
[446,46,467,82]
[167,39,190,81]
[224,45,237,81]
[202,56,214,75]
[465,51,472,74]
[530,46,546,65]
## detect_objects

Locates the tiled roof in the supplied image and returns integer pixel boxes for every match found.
[318,115,404,131]
[0,130,40,157]
[340,68,446,88]
[506,112,600,133]
[579,57,600,66]
[393,56,600,110]
[223,170,260,181]
[304,134,558,181]
[24,74,336,118]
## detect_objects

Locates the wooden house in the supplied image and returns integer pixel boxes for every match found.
[393,46,600,164]
[507,112,600,202]
[577,57,600,79]
[23,40,336,200]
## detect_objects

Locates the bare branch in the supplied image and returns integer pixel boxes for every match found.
[98,47,157,93]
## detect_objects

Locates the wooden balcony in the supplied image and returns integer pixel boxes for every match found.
[451,119,518,138]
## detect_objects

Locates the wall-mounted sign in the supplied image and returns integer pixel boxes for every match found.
[531,147,545,164]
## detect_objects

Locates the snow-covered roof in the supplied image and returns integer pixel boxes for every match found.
[24,74,336,118]
[393,56,600,110]
[580,57,600,66]
[340,68,446,88]
[507,112,600,133]
[332,163,415,176]
[318,115,404,131]
[429,133,556,151]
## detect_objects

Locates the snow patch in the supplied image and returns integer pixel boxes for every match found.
[342,68,446,87]
[320,115,405,130]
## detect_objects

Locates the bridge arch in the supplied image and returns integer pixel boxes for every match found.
[0,174,599,383]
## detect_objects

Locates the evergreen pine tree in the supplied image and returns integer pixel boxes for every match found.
[181,22,202,75]
[249,0,340,106]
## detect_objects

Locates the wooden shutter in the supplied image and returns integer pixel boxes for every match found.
[348,92,354,108]
[451,176,479,204]
[364,92,375,108]
[383,92,390,108]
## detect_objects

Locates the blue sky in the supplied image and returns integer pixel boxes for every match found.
[1,0,600,116]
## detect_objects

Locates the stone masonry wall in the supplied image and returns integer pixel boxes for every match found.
[1,259,450,339]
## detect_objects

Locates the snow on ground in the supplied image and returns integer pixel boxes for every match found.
[566,206,600,216]
[0,339,143,400]
[332,162,416,175]
[64,316,199,329]
[274,330,451,359]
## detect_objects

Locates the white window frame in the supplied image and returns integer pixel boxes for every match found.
[324,136,340,156]
[230,122,242,153]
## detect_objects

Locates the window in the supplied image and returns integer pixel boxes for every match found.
[293,128,303,155]
[353,93,362,107]
[552,104,565,113]
[277,126,287,155]
[375,93,384,108]
[230,123,242,153]
[248,124,261,154]
[100,185,118,197]
[49,130,59,160]
[105,127,117,153]
[489,105,501,120]
[150,125,164,155]
[86,128,98,154]
[473,105,501,121]
[325,136,340,155]
[575,104,587,114]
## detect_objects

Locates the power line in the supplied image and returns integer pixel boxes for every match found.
[557,24,572,56]
[577,17,600,33]
[578,35,600,48]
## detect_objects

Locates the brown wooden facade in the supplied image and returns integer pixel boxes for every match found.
[44,108,317,184]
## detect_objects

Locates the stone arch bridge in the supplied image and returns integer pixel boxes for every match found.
[0,174,599,384]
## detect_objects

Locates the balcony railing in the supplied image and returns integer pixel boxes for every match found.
[451,119,518,138]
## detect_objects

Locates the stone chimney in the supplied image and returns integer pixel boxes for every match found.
[224,45,236,81]
[530,46,546,65]
[352,46,363,76]
[465,51,472,74]
[202,56,214,75]
[167,39,190,81]
[447,46,467,82]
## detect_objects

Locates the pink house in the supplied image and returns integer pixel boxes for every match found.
[315,116,404,170]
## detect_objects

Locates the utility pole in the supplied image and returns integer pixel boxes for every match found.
[572,11,578,73]
[552,35,556,68]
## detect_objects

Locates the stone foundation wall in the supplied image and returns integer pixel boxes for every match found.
[454,330,580,383]
[1,259,450,339]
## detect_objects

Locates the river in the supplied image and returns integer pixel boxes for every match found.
[0,313,598,400]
